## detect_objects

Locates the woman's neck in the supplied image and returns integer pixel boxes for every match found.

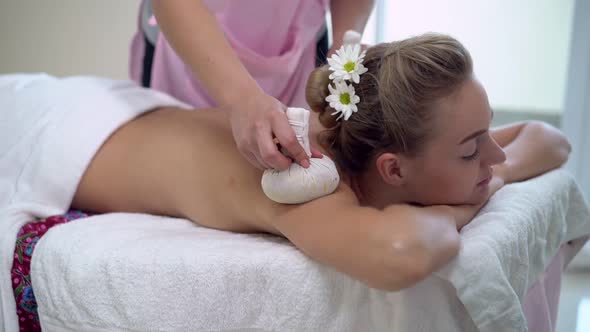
[309,112,329,154]
[309,113,408,209]
[353,169,410,209]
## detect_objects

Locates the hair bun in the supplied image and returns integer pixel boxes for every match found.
[305,65,339,128]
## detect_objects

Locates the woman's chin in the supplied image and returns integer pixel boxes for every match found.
[411,196,469,207]
[466,189,490,205]
[415,191,487,207]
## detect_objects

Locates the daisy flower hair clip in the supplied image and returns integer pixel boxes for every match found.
[326,30,367,121]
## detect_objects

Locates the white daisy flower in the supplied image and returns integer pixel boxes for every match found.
[327,44,368,84]
[325,80,360,121]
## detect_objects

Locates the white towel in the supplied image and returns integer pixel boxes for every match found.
[32,214,480,332]
[434,169,590,332]
[28,170,590,332]
[0,74,189,332]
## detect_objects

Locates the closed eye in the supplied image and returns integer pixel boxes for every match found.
[462,147,480,161]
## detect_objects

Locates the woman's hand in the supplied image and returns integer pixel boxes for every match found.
[446,175,505,230]
[491,121,572,184]
[227,92,321,171]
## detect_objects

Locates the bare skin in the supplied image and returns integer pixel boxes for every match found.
[72,107,468,290]
[71,79,570,291]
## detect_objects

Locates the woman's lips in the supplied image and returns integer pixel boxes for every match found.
[477,175,492,186]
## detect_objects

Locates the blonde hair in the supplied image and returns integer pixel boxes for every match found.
[306,33,473,175]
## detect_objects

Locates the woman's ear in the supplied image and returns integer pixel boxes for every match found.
[375,152,405,186]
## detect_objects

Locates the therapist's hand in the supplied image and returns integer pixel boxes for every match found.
[227,92,320,171]
[327,43,370,58]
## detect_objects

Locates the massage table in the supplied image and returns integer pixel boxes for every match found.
[29,170,590,332]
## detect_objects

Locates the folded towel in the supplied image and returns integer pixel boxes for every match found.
[29,170,590,332]
[434,169,590,332]
[0,74,188,332]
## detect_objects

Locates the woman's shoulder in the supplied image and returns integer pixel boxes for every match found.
[324,181,359,205]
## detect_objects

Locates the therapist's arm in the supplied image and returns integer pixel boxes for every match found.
[152,0,259,107]
[329,0,375,51]
[152,0,310,171]
[491,121,571,183]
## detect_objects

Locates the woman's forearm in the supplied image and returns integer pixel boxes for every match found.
[273,193,460,291]
[381,205,462,284]
[152,0,263,107]
[493,121,571,183]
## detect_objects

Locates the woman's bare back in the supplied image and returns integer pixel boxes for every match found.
[72,107,298,234]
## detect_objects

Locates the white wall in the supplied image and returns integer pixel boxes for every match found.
[0,0,576,115]
[0,1,140,79]
[380,0,575,114]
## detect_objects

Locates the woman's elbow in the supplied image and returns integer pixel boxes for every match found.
[367,230,461,292]
[555,136,572,166]
[528,121,572,165]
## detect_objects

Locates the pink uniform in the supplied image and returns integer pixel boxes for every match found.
[129,0,329,108]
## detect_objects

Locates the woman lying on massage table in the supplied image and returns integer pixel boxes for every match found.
[72,33,571,291]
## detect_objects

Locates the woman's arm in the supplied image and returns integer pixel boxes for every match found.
[491,121,571,183]
[272,184,466,291]
[272,172,506,290]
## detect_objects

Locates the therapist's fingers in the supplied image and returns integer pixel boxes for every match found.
[271,114,309,169]
[310,145,323,159]
[257,125,292,171]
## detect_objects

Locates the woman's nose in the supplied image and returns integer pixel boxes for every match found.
[483,135,506,166]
